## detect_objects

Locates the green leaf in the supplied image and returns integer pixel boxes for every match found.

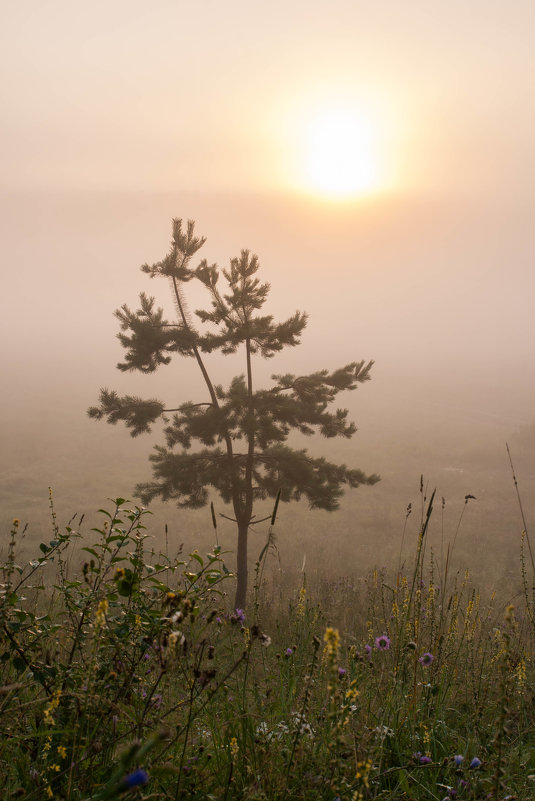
[399,770,410,794]
[81,547,99,558]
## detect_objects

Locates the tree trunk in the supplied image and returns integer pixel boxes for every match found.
[234,518,249,610]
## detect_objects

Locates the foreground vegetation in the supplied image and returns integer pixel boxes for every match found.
[1,490,534,800]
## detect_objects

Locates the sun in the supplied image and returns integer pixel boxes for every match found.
[302,108,380,199]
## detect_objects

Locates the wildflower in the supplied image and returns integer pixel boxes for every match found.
[453,754,464,766]
[43,690,62,726]
[374,725,394,738]
[285,647,293,657]
[293,713,315,737]
[419,652,434,666]
[166,591,176,600]
[169,630,185,648]
[12,518,20,527]
[469,757,481,769]
[297,584,306,618]
[364,644,372,658]
[121,769,149,788]
[235,608,246,623]
[229,737,239,758]
[412,751,432,764]
[57,745,67,760]
[95,599,108,627]
[260,633,271,647]
[324,627,340,657]
[115,567,126,579]
[345,682,359,702]
[338,667,346,677]
[375,634,390,651]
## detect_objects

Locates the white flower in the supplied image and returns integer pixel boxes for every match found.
[374,725,394,739]
[169,630,185,647]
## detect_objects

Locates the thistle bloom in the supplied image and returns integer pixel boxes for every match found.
[419,652,434,666]
[375,635,391,651]
[469,757,481,769]
[234,608,246,624]
[453,754,464,766]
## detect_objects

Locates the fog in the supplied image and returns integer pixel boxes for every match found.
[1,189,533,594]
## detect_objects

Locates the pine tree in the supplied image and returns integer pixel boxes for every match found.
[88,219,379,608]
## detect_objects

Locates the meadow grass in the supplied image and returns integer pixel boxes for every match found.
[1,488,534,800]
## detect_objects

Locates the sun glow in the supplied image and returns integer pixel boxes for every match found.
[303,108,381,198]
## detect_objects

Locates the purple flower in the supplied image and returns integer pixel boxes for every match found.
[365,644,372,657]
[419,652,434,666]
[419,755,432,764]
[122,769,149,788]
[375,635,391,651]
[338,667,346,677]
[453,754,463,766]
[232,608,246,624]
[285,648,293,656]
[469,757,481,769]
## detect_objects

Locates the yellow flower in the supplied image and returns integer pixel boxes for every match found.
[95,599,108,627]
[296,584,306,619]
[323,627,340,658]
[57,745,67,759]
[230,737,239,758]
[43,691,62,726]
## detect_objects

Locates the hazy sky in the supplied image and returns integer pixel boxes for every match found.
[2,0,535,197]
[1,1,535,556]
[1,1,534,509]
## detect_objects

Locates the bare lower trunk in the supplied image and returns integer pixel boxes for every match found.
[234,518,249,610]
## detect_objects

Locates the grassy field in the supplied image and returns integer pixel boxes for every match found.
[1,488,535,801]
